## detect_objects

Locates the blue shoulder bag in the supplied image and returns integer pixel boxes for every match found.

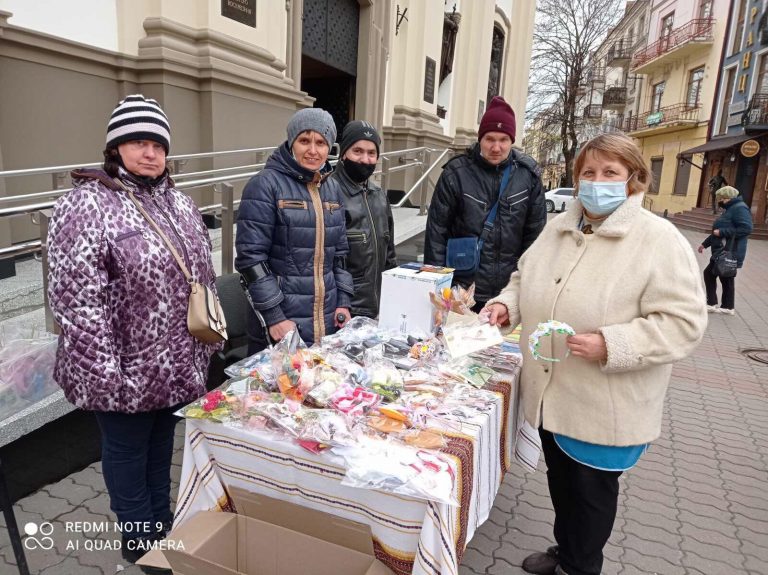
[445,163,512,275]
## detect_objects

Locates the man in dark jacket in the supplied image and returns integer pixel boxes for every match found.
[330,121,397,318]
[235,108,354,350]
[698,185,753,315]
[424,96,546,309]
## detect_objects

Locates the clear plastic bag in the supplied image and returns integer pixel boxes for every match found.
[0,327,59,420]
[363,358,404,402]
[335,437,458,506]
[224,347,276,384]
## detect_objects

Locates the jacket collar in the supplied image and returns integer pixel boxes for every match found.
[553,192,645,238]
[70,168,173,195]
[269,142,334,185]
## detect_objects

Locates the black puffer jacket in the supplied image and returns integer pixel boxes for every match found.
[235,143,354,345]
[330,161,397,318]
[424,145,546,303]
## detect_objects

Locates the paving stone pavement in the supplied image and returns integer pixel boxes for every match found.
[0,228,766,575]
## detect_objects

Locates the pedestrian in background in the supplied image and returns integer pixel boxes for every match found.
[330,120,396,318]
[236,108,354,351]
[708,169,727,214]
[424,96,546,311]
[48,95,220,574]
[698,185,753,316]
[486,133,707,575]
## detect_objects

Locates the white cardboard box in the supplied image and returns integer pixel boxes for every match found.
[378,265,453,336]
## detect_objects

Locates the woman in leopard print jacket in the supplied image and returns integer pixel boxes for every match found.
[47,95,219,572]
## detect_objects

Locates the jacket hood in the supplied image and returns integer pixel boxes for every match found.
[554,192,645,238]
[70,167,173,195]
[724,196,746,209]
[267,142,334,185]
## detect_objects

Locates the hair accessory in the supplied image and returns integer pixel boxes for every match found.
[528,320,576,362]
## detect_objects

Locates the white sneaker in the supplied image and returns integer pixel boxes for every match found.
[720,308,735,315]
[706,305,720,313]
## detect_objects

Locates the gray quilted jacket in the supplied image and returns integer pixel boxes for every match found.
[47,169,220,413]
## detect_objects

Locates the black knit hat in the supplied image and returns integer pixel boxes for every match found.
[339,120,381,158]
[106,94,171,153]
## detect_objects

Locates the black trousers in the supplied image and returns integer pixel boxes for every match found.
[703,261,735,310]
[540,429,622,575]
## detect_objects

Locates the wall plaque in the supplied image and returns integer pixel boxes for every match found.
[424,57,436,104]
[222,0,256,28]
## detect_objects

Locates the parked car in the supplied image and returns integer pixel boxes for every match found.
[545,187,576,213]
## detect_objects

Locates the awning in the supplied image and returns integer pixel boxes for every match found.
[678,133,768,156]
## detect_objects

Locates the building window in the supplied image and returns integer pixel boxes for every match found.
[673,159,692,196]
[660,13,674,47]
[733,0,748,54]
[652,81,665,112]
[718,67,737,134]
[757,53,768,94]
[686,67,705,107]
[650,157,664,194]
[699,0,713,19]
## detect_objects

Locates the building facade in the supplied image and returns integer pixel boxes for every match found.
[624,0,729,215]
[0,0,535,248]
[688,0,768,225]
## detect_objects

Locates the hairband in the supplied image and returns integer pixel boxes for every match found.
[528,320,576,362]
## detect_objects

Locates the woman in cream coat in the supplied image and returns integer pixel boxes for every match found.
[486,133,707,575]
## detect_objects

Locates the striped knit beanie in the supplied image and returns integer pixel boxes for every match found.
[106,94,171,153]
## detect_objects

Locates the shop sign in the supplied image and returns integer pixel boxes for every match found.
[741,139,761,157]
[646,112,664,126]
[221,0,256,27]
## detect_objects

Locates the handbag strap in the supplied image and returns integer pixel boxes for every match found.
[480,162,513,245]
[113,178,193,283]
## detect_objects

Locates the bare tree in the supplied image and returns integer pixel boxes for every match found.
[528,0,623,186]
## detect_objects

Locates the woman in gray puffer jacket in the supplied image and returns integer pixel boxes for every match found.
[47,95,219,573]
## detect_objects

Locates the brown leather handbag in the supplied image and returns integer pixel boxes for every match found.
[119,180,228,344]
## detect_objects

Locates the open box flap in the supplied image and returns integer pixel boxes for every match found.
[137,511,235,569]
[229,486,376,556]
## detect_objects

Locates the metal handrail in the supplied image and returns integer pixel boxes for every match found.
[0,146,280,180]
[631,18,714,69]
[395,148,452,208]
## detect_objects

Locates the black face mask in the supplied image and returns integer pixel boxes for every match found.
[718,200,727,208]
[342,158,376,183]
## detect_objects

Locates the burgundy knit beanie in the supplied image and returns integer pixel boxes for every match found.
[479,96,517,143]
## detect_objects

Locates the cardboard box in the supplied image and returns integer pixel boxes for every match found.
[138,488,392,575]
[378,265,453,336]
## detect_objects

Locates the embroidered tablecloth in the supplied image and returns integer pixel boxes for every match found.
[173,370,520,575]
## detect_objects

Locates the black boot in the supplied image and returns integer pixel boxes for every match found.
[522,545,559,575]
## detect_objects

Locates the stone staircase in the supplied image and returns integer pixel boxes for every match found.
[669,207,768,240]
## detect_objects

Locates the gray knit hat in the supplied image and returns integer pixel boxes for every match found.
[286,108,337,148]
[106,94,171,152]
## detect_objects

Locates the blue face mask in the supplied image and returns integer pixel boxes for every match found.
[578,178,629,216]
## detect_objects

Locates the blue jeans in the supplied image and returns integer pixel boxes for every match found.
[94,407,180,539]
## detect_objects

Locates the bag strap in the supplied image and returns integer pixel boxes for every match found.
[480,162,513,245]
[113,178,193,283]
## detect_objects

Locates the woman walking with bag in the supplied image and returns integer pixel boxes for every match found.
[698,186,753,315]
[48,95,222,573]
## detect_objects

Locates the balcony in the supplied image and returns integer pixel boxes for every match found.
[583,104,603,120]
[625,103,702,136]
[742,94,768,132]
[631,19,714,74]
[606,41,633,67]
[602,86,628,110]
[585,66,606,84]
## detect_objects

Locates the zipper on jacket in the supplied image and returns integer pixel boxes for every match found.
[362,184,381,305]
[347,231,368,243]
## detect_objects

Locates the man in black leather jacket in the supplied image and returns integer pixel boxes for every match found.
[330,121,397,318]
[425,97,546,309]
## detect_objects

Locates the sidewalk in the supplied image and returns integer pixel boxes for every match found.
[1,227,767,575]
